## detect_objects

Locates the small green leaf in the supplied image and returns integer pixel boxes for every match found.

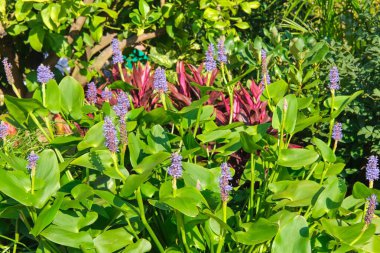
[278,149,319,168]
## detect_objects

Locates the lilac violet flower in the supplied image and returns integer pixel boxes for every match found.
[366,155,379,182]
[101,88,113,101]
[37,64,54,84]
[217,37,227,64]
[113,92,130,145]
[261,49,270,85]
[0,122,9,139]
[365,194,377,226]
[112,38,124,65]
[86,82,97,104]
[27,152,39,170]
[219,162,233,202]
[329,66,340,90]
[153,67,168,92]
[332,122,343,141]
[2,58,14,85]
[103,117,119,153]
[205,43,216,72]
[168,153,182,179]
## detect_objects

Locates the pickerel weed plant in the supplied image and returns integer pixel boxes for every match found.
[0,40,379,253]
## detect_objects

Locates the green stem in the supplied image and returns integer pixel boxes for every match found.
[136,187,165,253]
[176,211,190,253]
[43,116,55,140]
[332,140,338,153]
[112,152,126,181]
[120,143,127,167]
[11,83,21,98]
[13,218,19,253]
[350,225,367,246]
[248,154,256,221]
[30,167,36,195]
[29,113,52,143]
[160,92,167,111]
[216,201,227,253]
[228,86,234,124]
[193,104,202,138]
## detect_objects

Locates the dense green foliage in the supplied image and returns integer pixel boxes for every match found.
[0,0,379,252]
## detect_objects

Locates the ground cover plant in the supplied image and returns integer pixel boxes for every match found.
[0,34,379,253]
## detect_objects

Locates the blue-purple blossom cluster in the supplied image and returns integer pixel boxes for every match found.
[27,152,39,170]
[113,92,130,118]
[261,49,271,85]
[329,66,340,90]
[168,153,183,179]
[153,67,168,92]
[365,194,377,225]
[332,122,343,141]
[205,44,216,72]
[103,117,119,153]
[2,58,14,85]
[86,82,98,104]
[219,162,232,202]
[101,88,113,101]
[366,155,379,182]
[217,38,227,64]
[112,39,124,64]
[37,64,54,84]
[0,122,9,139]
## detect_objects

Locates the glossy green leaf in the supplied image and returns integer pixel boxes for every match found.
[312,176,347,218]
[133,152,170,174]
[324,90,363,118]
[278,149,319,168]
[45,79,61,113]
[312,137,336,162]
[77,121,105,151]
[94,228,134,253]
[59,76,84,120]
[272,214,311,253]
[261,79,288,104]
[272,94,298,133]
[352,182,371,199]
[235,218,278,245]
[182,162,219,193]
[122,239,152,253]
[40,225,93,249]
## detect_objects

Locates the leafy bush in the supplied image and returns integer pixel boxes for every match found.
[0,38,378,252]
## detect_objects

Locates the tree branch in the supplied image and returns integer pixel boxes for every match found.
[73,28,166,84]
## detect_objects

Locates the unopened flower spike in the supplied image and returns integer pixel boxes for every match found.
[329,66,340,91]
[168,153,183,179]
[2,58,14,85]
[217,37,227,64]
[219,162,233,202]
[365,194,377,226]
[103,116,119,153]
[86,82,97,104]
[37,64,54,84]
[153,67,168,93]
[205,43,216,72]
[112,38,124,65]
[261,49,271,85]
[27,152,39,170]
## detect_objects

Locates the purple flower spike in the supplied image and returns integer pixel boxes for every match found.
[27,152,39,170]
[101,88,113,101]
[113,92,130,118]
[168,153,182,179]
[365,194,377,225]
[37,64,54,84]
[261,49,271,85]
[2,58,14,85]
[329,66,340,90]
[366,155,379,182]
[332,122,343,141]
[112,38,124,65]
[103,117,119,153]
[217,38,227,64]
[205,43,216,72]
[0,122,9,139]
[86,82,97,104]
[153,67,168,92]
[219,162,232,202]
